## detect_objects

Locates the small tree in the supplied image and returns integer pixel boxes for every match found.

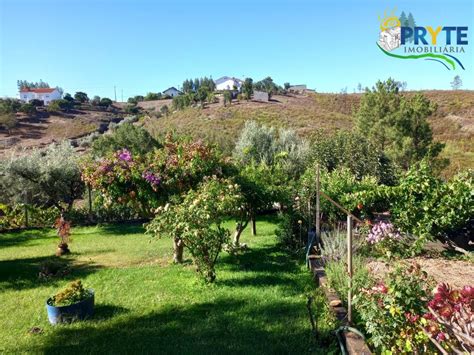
[0,113,17,134]
[146,177,242,282]
[356,78,440,170]
[19,103,36,117]
[160,105,169,116]
[99,98,113,107]
[451,75,462,90]
[63,93,74,102]
[242,78,253,101]
[91,96,101,106]
[0,142,84,213]
[223,90,232,106]
[74,92,89,103]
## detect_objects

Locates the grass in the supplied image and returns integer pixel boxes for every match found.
[0,216,338,354]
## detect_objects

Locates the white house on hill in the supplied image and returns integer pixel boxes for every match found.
[162,87,182,97]
[19,87,61,105]
[214,76,243,91]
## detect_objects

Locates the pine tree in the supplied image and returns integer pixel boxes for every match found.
[451,75,462,90]
[399,11,409,27]
[407,13,416,43]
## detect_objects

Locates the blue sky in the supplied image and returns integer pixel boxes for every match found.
[0,0,472,99]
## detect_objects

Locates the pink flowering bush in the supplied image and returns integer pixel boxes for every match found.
[81,137,226,217]
[423,284,474,353]
[354,263,436,353]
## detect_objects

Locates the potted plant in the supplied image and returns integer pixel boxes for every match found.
[54,215,71,256]
[46,280,94,325]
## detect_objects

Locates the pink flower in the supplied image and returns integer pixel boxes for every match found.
[436,332,446,342]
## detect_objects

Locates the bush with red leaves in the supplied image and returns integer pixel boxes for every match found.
[423,284,474,353]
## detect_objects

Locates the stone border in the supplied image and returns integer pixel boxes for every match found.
[309,255,372,355]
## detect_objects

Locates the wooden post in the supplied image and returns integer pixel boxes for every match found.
[347,214,353,324]
[307,199,311,232]
[315,165,320,237]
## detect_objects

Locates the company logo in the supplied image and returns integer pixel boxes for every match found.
[377,9,468,70]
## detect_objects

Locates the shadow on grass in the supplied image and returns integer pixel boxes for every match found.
[0,255,102,291]
[221,244,301,274]
[0,229,53,249]
[35,298,336,354]
[95,222,146,236]
[92,304,130,321]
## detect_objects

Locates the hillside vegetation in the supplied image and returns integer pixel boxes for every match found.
[143,91,474,176]
[1,91,473,175]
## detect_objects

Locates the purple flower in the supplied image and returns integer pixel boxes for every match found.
[143,171,161,186]
[118,149,132,162]
[366,221,401,244]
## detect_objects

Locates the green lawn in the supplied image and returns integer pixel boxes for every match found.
[0,217,338,354]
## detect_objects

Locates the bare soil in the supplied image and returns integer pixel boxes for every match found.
[367,257,474,289]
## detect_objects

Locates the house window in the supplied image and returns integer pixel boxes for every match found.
[45,95,49,98]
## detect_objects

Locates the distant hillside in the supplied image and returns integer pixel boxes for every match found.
[142,91,474,176]
[0,107,124,158]
[1,91,472,176]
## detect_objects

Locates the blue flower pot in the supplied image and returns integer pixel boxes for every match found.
[46,290,94,325]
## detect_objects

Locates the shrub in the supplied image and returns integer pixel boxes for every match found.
[29,99,44,107]
[124,104,139,114]
[299,166,380,223]
[234,121,309,178]
[325,255,372,304]
[0,113,18,132]
[423,284,474,353]
[310,130,396,185]
[47,99,73,113]
[91,123,159,156]
[19,103,36,116]
[354,162,474,248]
[365,221,414,258]
[82,137,226,217]
[353,263,436,353]
[49,280,92,307]
[320,228,363,263]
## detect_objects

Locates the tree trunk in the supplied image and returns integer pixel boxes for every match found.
[251,214,256,236]
[173,237,184,263]
[233,219,249,246]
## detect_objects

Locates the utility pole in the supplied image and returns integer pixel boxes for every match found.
[114,86,117,102]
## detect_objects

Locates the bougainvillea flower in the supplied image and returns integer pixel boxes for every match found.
[118,149,132,162]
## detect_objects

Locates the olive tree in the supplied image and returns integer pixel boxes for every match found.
[0,142,84,212]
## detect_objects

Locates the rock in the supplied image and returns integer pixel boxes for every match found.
[329,299,342,307]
